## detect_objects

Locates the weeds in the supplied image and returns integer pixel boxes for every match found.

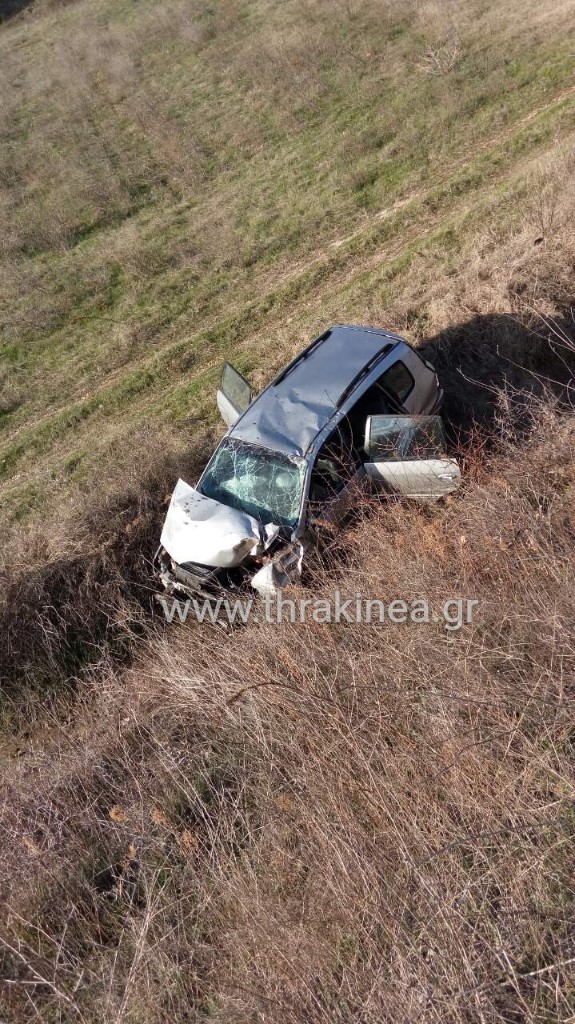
[1,0,575,536]
[1,402,574,1022]
[0,426,213,727]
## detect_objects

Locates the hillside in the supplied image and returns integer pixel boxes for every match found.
[1,0,575,1021]
[1,0,575,539]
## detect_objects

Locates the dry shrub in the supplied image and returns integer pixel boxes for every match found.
[0,426,213,725]
[423,309,575,439]
[1,400,574,1022]
[524,147,575,243]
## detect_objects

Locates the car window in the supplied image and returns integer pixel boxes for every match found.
[366,415,447,461]
[220,362,251,414]
[200,438,305,529]
[378,361,414,404]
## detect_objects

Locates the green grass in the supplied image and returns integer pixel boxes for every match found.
[0,0,575,537]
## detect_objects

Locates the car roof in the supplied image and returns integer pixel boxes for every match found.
[228,324,404,457]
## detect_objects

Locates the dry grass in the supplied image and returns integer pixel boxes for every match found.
[1,398,575,1022]
[0,424,214,731]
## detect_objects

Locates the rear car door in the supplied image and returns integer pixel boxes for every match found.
[364,415,461,501]
[217,362,252,427]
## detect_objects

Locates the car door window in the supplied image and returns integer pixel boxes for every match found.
[365,415,446,462]
[364,415,460,501]
[378,361,414,405]
[217,362,252,427]
[221,362,251,412]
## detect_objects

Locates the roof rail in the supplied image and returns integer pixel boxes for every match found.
[272,330,331,387]
[335,342,394,408]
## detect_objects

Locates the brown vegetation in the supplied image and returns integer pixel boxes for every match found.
[0,427,213,729]
[1,399,575,1022]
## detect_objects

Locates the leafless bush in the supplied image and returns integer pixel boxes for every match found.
[526,148,575,242]
[416,32,461,76]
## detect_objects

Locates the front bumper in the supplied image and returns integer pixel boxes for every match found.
[154,546,248,600]
[154,538,304,602]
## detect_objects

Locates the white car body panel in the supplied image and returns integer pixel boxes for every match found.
[365,458,461,500]
[160,478,265,568]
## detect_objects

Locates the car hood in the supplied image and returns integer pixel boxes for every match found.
[160,478,277,569]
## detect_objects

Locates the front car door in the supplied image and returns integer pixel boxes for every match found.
[217,362,253,427]
[364,415,461,501]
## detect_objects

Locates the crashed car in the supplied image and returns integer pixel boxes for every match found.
[155,324,461,598]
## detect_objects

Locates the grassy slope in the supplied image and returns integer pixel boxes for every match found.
[1,2,575,1022]
[1,0,574,535]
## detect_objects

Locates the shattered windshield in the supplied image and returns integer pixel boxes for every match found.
[200,439,305,529]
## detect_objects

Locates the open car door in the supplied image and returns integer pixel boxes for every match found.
[364,415,461,501]
[217,362,252,428]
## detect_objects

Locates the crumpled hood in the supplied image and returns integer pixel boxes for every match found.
[160,478,272,569]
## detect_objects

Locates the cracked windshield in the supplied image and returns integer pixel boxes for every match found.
[200,439,305,529]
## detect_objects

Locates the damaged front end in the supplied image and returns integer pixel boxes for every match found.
[154,478,303,601]
[155,540,304,600]
[249,540,304,597]
[154,545,249,600]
